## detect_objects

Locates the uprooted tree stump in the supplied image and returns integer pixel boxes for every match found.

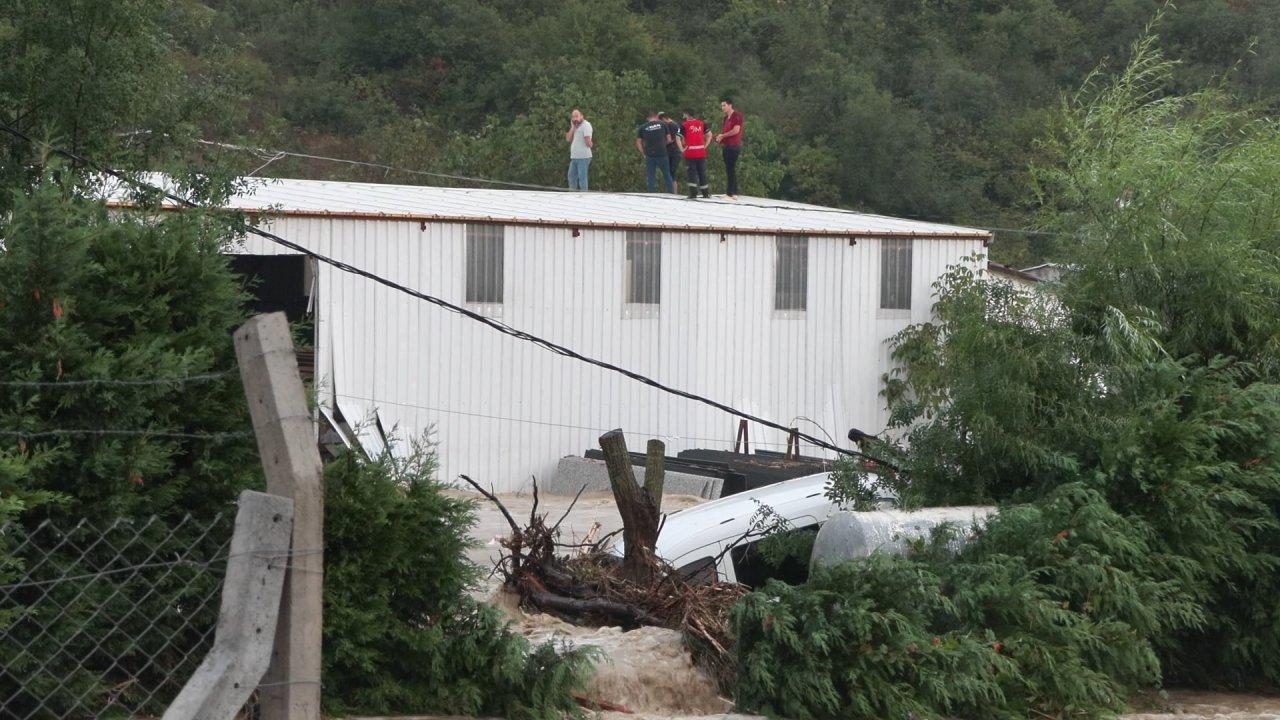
[597,430,664,584]
[459,431,745,692]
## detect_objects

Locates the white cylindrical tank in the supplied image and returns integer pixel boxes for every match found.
[810,507,996,569]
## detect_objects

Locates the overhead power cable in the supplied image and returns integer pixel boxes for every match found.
[1,123,893,466]
[200,137,1057,237]
[198,139,574,192]
[334,391,809,449]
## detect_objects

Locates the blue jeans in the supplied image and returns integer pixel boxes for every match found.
[645,155,674,192]
[567,158,591,191]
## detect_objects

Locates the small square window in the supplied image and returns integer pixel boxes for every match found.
[774,236,808,311]
[880,238,912,310]
[466,224,504,304]
[625,231,661,306]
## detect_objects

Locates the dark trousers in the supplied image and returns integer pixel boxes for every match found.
[668,154,681,188]
[686,157,708,194]
[645,155,674,192]
[722,145,740,195]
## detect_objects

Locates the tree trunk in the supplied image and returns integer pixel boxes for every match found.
[643,438,665,513]
[598,430,664,583]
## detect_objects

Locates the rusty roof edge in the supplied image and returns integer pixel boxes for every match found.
[106,200,994,240]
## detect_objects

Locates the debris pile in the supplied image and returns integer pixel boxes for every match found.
[460,431,746,691]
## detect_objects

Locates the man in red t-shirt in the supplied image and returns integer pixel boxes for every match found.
[681,109,711,199]
[714,97,743,198]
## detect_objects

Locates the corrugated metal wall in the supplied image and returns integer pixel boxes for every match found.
[239,218,985,492]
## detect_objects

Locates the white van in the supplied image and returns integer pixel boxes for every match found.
[614,472,892,586]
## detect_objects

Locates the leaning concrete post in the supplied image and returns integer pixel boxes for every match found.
[162,490,294,720]
[234,312,324,720]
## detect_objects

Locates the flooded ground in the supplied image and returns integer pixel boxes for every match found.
[454,488,1280,720]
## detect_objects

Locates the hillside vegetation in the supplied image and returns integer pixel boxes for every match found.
[165,0,1280,265]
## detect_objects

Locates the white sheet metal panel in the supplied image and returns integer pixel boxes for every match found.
[126,175,989,239]
[238,213,986,492]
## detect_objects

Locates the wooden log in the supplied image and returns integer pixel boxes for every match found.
[643,438,665,515]
[598,430,659,583]
[525,586,664,627]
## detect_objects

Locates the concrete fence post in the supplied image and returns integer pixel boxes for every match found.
[234,312,325,720]
[162,490,294,720]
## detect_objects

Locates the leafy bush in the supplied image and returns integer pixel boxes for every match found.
[736,33,1280,717]
[734,484,1195,719]
[321,439,596,718]
[0,178,258,716]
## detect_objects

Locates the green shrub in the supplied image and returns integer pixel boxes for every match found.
[737,35,1280,714]
[733,484,1198,719]
[321,439,596,718]
[0,179,257,718]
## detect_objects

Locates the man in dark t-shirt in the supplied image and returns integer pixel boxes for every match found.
[636,111,675,193]
[659,112,683,194]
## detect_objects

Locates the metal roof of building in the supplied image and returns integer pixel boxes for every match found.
[124,176,990,239]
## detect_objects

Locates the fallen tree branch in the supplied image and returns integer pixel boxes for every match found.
[459,474,520,535]
[524,583,665,627]
[550,483,588,535]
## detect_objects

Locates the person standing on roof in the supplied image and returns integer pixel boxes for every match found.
[565,108,594,191]
[680,109,711,199]
[659,112,683,194]
[714,97,743,198]
[636,111,674,193]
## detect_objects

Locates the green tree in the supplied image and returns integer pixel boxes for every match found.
[827,35,1280,694]
[0,0,243,206]
[321,439,596,718]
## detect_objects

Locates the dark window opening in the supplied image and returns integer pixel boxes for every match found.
[230,255,311,322]
[675,556,718,585]
[730,526,818,589]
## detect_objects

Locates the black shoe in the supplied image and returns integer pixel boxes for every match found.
[687,191,698,199]
[701,189,711,199]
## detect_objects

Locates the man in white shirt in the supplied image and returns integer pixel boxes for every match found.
[565,108,594,191]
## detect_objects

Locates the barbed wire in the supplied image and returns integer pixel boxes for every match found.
[0,369,236,389]
[0,429,252,441]
[0,546,323,592]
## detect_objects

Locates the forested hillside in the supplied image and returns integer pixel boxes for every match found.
[44,1,1280,263]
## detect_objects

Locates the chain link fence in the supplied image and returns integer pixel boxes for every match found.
[0,509,234,719]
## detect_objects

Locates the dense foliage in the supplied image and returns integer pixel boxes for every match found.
[0,182,258,519]
[321,440,595,718]
[7,1,1279,265]
[735,484,1197,719]
[0,177,259,716]
[735,37,1280,718]
[1,4,595,716]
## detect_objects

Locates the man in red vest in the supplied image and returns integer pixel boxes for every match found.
[681,109,711,199]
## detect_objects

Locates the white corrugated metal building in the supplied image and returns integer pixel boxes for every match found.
[179,178,992,492]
